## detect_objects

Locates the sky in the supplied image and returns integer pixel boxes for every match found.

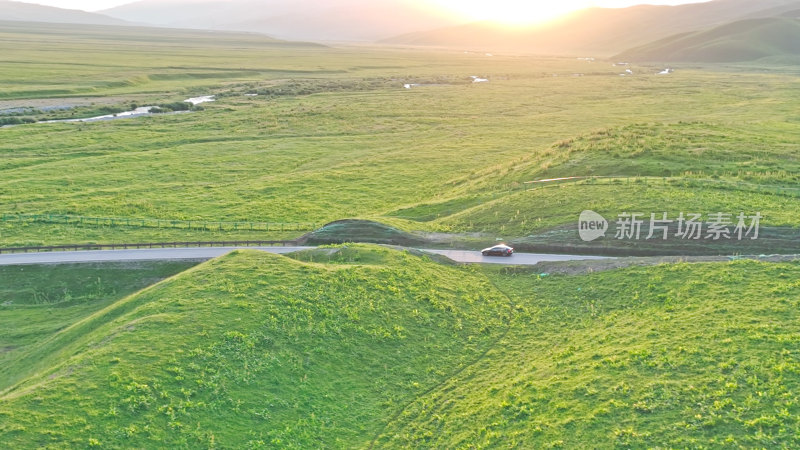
[16,0,712,23]
[429,0,711,24]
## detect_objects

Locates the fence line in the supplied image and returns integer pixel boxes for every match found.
[0,214,318,232]
[0,240,301,255]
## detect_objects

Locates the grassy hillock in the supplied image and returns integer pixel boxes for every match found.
[617,17,800,63]
[0,246,510,447]
[301,219,428,247]
[1,246,799,447]
[382,121,800,254]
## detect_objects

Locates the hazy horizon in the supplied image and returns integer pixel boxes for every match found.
[13,0,713,24]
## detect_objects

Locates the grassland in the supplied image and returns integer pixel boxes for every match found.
[0,260,200,306]
[1,17,799,449]
[2,22,799,253]
[1,245,799,447]
[379,257,800,447]
[0,260,200,388]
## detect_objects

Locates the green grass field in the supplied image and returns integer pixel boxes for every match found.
[1,246,799,447]
[380,257,800,447]
[2,20,800,448]
[2,22,799,251]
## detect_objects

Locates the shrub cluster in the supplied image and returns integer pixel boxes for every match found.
[151,102,199,114]
[0,117,36,126]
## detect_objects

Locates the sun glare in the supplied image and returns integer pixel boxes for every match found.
[430,0,592,25]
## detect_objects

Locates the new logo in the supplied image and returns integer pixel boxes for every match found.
[579,210,608,242]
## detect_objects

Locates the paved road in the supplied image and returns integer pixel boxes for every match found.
[0,247,312,265]
[422,249,608,265]
[0,247,608,266]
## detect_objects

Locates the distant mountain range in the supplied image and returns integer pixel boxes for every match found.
[0,0,127,25]
[383,0,800,56]
[2,0,800,62]
[100,0,461,42]
[616,15,800,62]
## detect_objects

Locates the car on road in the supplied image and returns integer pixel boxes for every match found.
[481,244,514,257]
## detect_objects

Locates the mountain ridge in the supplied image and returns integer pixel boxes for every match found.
[383,0,800,55]
[0,0,128,26]
[616,16,800,62]
[101,0,463,42]
[6,0,800,53]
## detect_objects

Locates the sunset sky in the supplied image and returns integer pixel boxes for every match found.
[429,0,710,24]
[18,0,712,23]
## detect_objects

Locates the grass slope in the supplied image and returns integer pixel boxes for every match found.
[0,260,201,307]
[0,261,201,393]
[1,247,799,446]
[378,260,800,447]
[432,121,800,230]
[0,246,510,447]
[617,17,800,63]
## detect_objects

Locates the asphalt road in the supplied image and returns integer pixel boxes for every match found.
[0,247,311,265]
[422,249,608,265]
[0,247,608,266]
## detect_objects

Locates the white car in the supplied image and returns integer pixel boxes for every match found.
[481,244,514,257]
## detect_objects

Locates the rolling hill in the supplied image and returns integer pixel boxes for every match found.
[383,0,800,56]
[0,247,510,447]
[0,0,127,26]
[101,0,462,42]
[616,16,800,62]
[1,246,799,446]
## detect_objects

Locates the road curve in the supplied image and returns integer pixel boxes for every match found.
[0,247,608,266]
[422,249,608,265]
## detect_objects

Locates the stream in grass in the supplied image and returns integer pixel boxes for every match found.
[7,95,216,126]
